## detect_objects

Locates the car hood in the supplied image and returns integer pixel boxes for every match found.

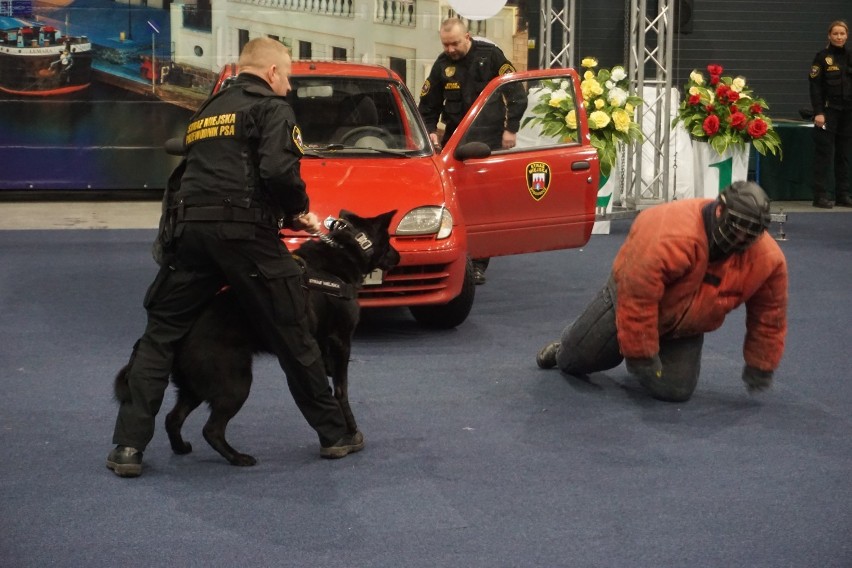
[299,155,447,221]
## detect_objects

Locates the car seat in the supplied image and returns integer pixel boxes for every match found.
[331,95,379,144]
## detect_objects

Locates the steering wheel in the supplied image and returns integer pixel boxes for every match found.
[339,126,392,147]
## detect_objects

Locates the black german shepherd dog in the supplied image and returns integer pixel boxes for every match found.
[115,209,399,466]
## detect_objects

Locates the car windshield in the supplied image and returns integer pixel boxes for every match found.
[288,76,432,155]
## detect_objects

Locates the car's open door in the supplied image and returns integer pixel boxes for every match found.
[441,68,600,259]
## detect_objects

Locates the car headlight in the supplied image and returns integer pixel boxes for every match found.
[396,206,454,239]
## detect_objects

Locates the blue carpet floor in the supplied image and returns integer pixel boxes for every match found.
[1,213,850,567]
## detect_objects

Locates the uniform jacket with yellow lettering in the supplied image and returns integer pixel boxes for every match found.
[178,74,309,218]
[612,198,788,372]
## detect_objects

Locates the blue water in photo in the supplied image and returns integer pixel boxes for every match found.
[0,82,192,191]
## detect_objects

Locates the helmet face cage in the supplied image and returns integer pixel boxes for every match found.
[713,181,771,254]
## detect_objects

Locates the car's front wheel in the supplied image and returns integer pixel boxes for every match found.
[409,258,476,328]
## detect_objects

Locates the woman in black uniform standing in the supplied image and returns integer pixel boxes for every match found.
[809,20,852,208]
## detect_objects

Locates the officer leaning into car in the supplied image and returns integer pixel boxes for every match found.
[106,37,363,478]
[418,18,526,285]
[809,19,852,209]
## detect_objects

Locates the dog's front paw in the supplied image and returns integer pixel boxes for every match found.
[229,453,257,467]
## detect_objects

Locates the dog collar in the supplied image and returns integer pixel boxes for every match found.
[324,216,375,258]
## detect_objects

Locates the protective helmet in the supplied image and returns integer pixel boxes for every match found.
[712,181,771,254]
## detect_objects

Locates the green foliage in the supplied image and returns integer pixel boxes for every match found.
[521,57,644,178]
[673,65,783,159]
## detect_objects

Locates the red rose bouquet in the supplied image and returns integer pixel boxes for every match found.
[673,64,782,157]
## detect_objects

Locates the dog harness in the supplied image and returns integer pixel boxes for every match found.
[293,216,377,299]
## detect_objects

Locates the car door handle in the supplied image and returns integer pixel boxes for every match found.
[571,161,591,171]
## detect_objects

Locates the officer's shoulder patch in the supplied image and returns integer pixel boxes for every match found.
[420,79,430,98]
[292,125,305,155]
[810,64,821,78]
[499,63,516,75]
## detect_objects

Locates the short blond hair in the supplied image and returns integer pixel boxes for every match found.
[440,18,468,34]
[238,37,289,73]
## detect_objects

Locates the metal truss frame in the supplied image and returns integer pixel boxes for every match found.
[538,0,575,69]
[623,0,674,210]
[538,0,676,213]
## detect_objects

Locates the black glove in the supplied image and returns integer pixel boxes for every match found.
[626,355,663,382]
[742,365,773,393]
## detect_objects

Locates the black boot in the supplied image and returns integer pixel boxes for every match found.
[813,195,834,209]
[320,431,365,459]
[106,446,143,477]
[835,193,852,207]
[472,258,489,285]
[536,341,561,369]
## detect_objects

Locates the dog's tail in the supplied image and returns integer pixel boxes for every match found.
[113,364,132,403]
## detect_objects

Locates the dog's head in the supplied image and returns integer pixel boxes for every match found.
[325,209,400,272]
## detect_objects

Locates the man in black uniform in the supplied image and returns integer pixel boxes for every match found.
[106,37,362,478]
[809,19,852,209]
[418,18,526,284]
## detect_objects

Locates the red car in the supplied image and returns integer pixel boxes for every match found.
[212,61,599,328]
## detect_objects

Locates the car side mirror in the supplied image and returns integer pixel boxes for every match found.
[454,141,491,161]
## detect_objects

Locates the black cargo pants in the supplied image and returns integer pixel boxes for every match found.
[112,220,347,451]
[554,277,704,402]
[812,106,852,200]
